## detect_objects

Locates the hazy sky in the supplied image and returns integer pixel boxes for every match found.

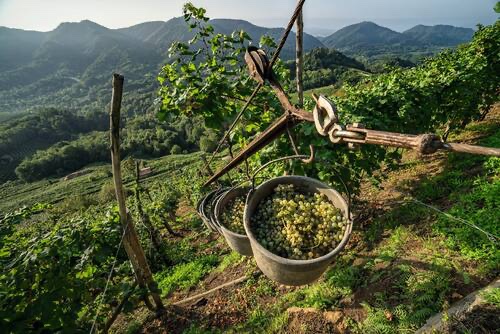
[0,0,498,35]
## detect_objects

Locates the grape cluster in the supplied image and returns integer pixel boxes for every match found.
[251,184,347,260]
[220,196,246,234]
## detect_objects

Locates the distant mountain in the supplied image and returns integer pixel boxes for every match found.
[118,17,325,57]
[322,22,418,52]
[0,20,162,114]
[402,25,474,46]
[0,27,44,71]
[117,17,190,53]
[0,18,325,113]
[322,21,474,58]
[209,19,324,59]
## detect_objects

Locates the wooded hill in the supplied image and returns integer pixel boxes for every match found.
[321,21,475,59]
[0,19,475,114]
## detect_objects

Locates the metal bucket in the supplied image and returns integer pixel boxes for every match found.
[243,175,352,286]
[199,189,220,232]
[215,186,253,256]
[209,188,230,233]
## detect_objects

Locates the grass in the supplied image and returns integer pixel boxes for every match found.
[215,251,244,273]
[482,287,500,307]
[155,255,220,297]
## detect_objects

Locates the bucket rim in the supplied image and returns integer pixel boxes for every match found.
[200,188,223,231]
[209,187,231,233]
[243,175,353,265]
[215,185,251,238]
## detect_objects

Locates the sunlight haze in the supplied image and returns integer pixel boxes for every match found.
[0,0,498,34]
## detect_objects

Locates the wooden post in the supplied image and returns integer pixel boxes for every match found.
[109,73,164,310]
[295,0,304,107]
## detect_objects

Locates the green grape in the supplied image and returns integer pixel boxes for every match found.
[221,196,246,234]
[251,184,348,260]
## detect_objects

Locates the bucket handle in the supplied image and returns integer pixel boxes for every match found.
[250,145,315,190]
[250,148,352,220]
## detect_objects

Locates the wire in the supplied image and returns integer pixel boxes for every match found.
[330,161,499,244]
[204,83,263,169]
[89,219,130,334]
[408,197,499,244]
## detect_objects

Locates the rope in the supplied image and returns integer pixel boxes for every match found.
[202,0,307,175]
[90,219,130,334]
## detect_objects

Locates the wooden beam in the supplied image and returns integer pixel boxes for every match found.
[203,113,299,186]
[442,142,500,157]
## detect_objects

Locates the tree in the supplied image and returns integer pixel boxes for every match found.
[199,136,217,153]
[170,145,182,155]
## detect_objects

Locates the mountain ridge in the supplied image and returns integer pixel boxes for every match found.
[0,19,475,114]
[322,21,474,56]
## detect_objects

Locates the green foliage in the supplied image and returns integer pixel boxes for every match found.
[199,134,218,153]
[170,144,183,155]
[282,259,361,311]
[15,131,109,182]
[13,115,210,182]
[433,157,499,270]
[356,268,451,333]
[287,48,369,91]
[482,287,500,307]
[125,320,143,334]
[0,205,137,331]
[215,251,244,272]
[0,108,107,182]
[157,2,289,146]
[154,255,219,297]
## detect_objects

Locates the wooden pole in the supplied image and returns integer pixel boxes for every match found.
[109,73,164,310]
[296,0,304,107]
[442,142,500,157]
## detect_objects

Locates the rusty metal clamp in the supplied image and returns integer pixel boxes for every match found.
[312,94,338,136]
[311,94,365,146]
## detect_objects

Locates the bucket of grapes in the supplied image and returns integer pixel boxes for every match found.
[208,187,231,233]
[214,186,253,256]
[244,174,352,286]
[199,189,225,233]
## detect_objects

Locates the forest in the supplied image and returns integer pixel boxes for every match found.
[0,2,499,334]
